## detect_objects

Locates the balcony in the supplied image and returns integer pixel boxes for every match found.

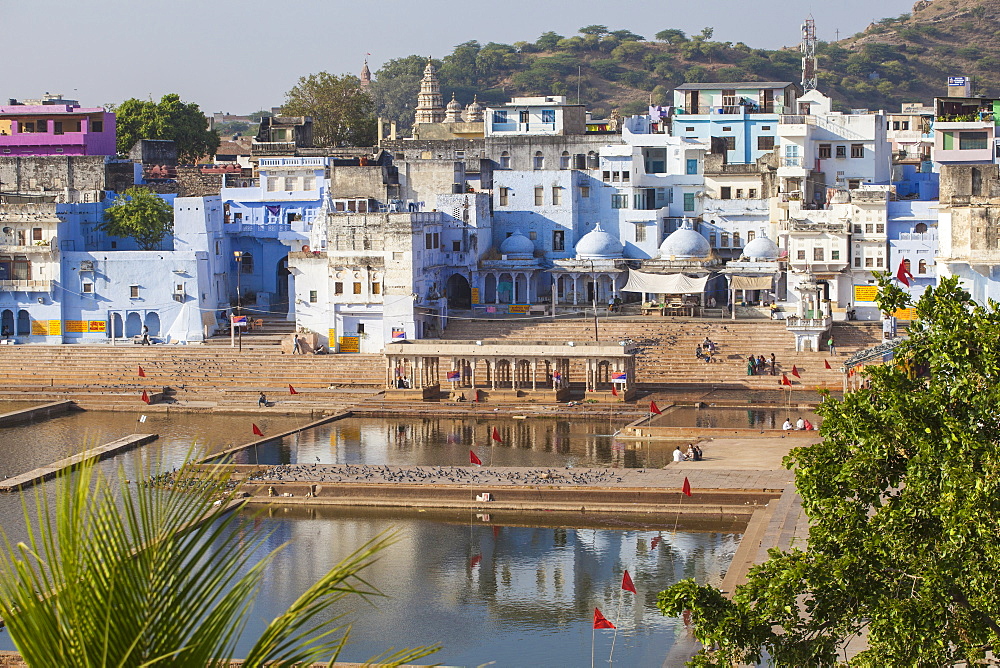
[0,279,50,292]
[0,243,55,254]
[251,141,297,156]
[258,157,326,168]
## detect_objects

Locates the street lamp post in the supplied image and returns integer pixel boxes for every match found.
[234,250,243,352]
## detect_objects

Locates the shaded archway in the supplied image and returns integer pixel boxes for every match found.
[276,257,289,299]
[16,310,30,335]
[144,312,161,336]
[125,312,142,338]
[111,313,124,338]
[446,273,472,309]
[1,309,13,336]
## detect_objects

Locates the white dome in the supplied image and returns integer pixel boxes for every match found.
[658,226,711,259]
[742,235,779,260]
[446,95,463,112]
[500,230,535,259]
[575,224,624,259]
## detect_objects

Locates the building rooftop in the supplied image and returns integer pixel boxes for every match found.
[674,82,796,91]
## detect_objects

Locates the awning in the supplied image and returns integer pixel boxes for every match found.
[728,275,774,290]
[621,270,709,294]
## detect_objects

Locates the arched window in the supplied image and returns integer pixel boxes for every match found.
[918,259,927,274]
[499,151,511,169]
[240,252,254,274]
[533,151,544,170]
[560,151,570,170]
[903,258,911,274]
[914,223,927,233]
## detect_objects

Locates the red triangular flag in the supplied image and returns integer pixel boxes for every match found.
[896,259,911,287]
[792,365,800,378]
[682,476,692,496]
[140,390,150,404]
[288,384,298,395]
[650,536,661,550]
[825,359,832,370]
[491,426,502,443]
[138,366,146,378]
[622,570,637,594]
[650,401,662,415]
[473,389,479,403]
[782,374,792,387]
[470,450,482,466]
[611,384,618,396]
[593,607,615,629]
[252,423,263,436]
[470,554,482,567]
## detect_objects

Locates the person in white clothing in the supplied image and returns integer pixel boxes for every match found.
[782,419,794,430]
[673,446,685,462]
[796,417,806,430]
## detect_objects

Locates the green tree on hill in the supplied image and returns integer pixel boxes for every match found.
[655,28,688,44]
[658,275,1000,666]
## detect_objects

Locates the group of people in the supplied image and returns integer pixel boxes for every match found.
[747,353,777,376]
[782,417,815,431]
[672,443,704,462]
[695,337,717,363]
[607,296,623,313]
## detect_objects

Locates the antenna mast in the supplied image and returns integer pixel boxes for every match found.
[801,16,817,92]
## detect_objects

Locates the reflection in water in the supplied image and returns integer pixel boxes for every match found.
[213,507,743,667]
[657,406,819,430]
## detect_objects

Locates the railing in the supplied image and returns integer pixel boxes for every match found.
[0,243,54,254]
[785,316,831,328]
[782,157,802,167]
[222,175,259,188]
[251,142,297,155]
[258,157,326,167]
[0,279,50,291]
[780,114,870,140]
[897,232,938,241]
[235,223,291,235]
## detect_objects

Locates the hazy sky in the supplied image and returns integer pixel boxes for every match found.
[2,0,916,113]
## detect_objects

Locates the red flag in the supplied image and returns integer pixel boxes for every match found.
[611,384,618,397]
[824,359,832,370]
[470,450,482,466]
[621,570,637,594]
[140,390,150,404]
[138,366,146,378]
[792,365,800,378]
[682,477,692,496]
[473,389,479,403]
[593,607,615,629]
[252,423,263,436]
[493,525,500,538]
[650,536,661,550]
[781,374,792,387]
[470,554,482,567]
[896,259,912,287]
[491,427,502,443]
[650,401,662,415]
[288,384,298,395]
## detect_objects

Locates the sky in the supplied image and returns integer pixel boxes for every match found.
[2,0,917,114]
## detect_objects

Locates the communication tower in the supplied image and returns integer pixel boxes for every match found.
[801,16,817,92]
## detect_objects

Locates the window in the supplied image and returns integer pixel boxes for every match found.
[761,125,771,131]
[876,224,884,234]
[82,282,93,294]
[353,282,362,294]
[560,151,570,169]
[876,257,884,267]
[655,188,666,206]
[453,240,461,251]
[392,252,403,261]
[959,132,988,150]
[635,224,646,243]
[54,121,64,135]
[602,171,611,182]
[915,223,928,233]
[335,282,344,294]
[853,224,862,234]
[499,151,511,169]
[720,187,732,200]
[32,228,42,241]
[724,136,736,151]
[611,194,628,209]
[284,177,296,191]
[736,189,744,199]
[534,187,544,206]
[757,136,775,150]
[533,151,544,170]
[746,230,755,242]
[528,231,537,240]
[519,110,529,123]
[836,145,847,158]
[865,257,874,268]
[425,233,433,250]
[612,171,621,182]
[831,250,840,260]
[372,282,381,294]
[130,285,140,298]
[686,158,698,175]
[903,259,911,274]
[918,259,927,274]
[683,192,695,212]
[621,170,629,182]
[851,144,865,158]
[553,230,565,251]
[818,144,831,159]
[748,188,758,198]
[685,127,694,132]
[854,257,861,267]
[240,253,253,273]
[303,176,315,191]
[720,232,729,247]
[797,249,806,260]
[433,232,439,248]
[91,120,103,133]
[709,233,716,247]
[309,290,318,303]
[551,186,561,205]
[732,231,741,247]
[723,126,732,131]
[35,120,46,133]
[267,177,279,192]
[866,224,873,234]
[580,185,590,198]
[498,187,509,206]
[542,109,555,124]
[492,110,507,125]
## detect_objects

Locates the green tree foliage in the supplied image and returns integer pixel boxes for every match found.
[282,72,376,147]
[114,94,220,163]
[534,31,563,51]
[655,28,688,44]
[658,275,1000,667]
[0,456,438,667]
[99,186,174,251]
[370,55,429,130]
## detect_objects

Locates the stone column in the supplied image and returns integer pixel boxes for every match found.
[531,359,537,391]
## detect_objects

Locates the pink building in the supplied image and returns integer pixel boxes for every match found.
[0,104,117,156]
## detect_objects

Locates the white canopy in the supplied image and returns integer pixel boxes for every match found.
[728,275,775,290]
[621,269,709,294]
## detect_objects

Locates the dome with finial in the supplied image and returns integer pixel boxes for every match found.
[444,93,463,123]
[499,230,535,259]
[741,234,779,261]
[464,95,485,123]
[658,221,711,259]
[575,223,624,259]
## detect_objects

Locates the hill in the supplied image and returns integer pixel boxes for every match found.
[369,0,1000,130]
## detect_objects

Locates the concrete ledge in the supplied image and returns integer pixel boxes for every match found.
[0,400,77,427]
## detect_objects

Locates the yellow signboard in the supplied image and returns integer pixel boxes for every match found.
[508,304,530,314]
[853,285,879,303]
[328,328,336,346]
[88,320,107,333]
[339,335,360,353]
[894,307,918,321]
[47,320,61,336]
[30,320,47,335]
[65,320,86,333]
[471,288,480,305]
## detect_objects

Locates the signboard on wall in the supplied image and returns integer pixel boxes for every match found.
[328,328,336,349]
[894,307,918,321]
[339,336,360,353]
[508,304,530,314]
[47,320,61,336]
[391,327,406,340]
[88,320,107,333]
[853,285,879,303]
[471,288,480,305]
[65,320,86,333]
[31,320,47,335]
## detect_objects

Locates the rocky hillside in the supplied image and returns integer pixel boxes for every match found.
[370,0,1000,129]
